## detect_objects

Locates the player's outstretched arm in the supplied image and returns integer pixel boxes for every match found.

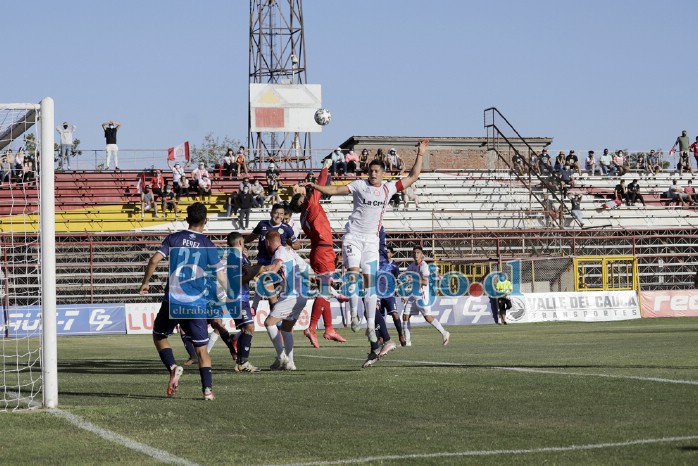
[308,183,350,196]
[139,252,163,295]
[400,138,429,190]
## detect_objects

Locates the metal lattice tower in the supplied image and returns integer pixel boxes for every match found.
[249,0,310,169]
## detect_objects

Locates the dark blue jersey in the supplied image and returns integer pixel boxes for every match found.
[158,229,223,302]
[252,220,297,265]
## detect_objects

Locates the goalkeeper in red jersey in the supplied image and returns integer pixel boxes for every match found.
[290,161,348,348]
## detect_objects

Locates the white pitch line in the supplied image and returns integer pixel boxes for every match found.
[269,435,698,466]
[50,408,200,466]
[298,354,698,386]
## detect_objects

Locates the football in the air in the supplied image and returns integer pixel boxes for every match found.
[314,108,332,126]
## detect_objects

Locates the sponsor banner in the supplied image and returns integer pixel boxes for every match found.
[126,302,258,334]
[640,290,698,318]
[507,290,641,323]
[0,304,126,337]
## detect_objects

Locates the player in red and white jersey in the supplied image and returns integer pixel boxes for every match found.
[402,246,450,347]
[290,161,348,348]
[310,139,428,366]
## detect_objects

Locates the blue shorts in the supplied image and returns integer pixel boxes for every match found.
[153,301,210,347]
[233,301,254,328]
[379,296,398,316]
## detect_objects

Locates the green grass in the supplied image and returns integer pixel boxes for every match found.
[2,318,698,465]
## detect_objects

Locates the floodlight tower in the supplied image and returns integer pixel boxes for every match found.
[249,0,311,169]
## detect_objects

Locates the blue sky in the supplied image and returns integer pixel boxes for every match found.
[4,0,696,166]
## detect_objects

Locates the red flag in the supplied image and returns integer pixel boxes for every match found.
[167,141,190,162]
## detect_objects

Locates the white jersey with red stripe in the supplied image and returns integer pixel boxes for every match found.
[345,179,402,236]
[406,260,431,305]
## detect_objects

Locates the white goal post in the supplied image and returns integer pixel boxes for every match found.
[0,98,56,410]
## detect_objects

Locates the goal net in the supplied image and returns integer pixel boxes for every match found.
[0,99,56,410]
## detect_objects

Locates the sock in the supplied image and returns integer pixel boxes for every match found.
[199,366,212,391]
[392,315,404,338]
[321,298,333,331]
[404,320,411,342]
[349,293,359,321]
[158,348,177,371]
[266,325,284,357]
[281,330,294,363]
[364,295,377,333]
[374,311,390,342]
[310,297,327,332]
[219,329,236,357]
[370,340,380,353]
[237,332,253,363]
[429,318,447,336]
[206,332,219,353]
[252,293,261,314]
[180,333,197,360]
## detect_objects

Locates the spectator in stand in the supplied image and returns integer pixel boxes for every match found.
[529,152,540,175]
[141,186,159,218]
[599,148,614,175]
[670,179,689,206]
[236,146,249,178]
[615,179,629,206]
[345,150,359,175]
[190,162,209,199]
[635,153,647,172]
[511,153,525,176]
[162,184,179,218]
[359,149,370,173]
[250,178,265,207]
[239,176,252,193]
[224,189,239,218]
[266,172,281,205]
[627,179,646,206]
[266,160,280,181]
[151,169,165,201]
[1,149,12,185]
[570,194,584,227]
[566,150,581,175]
[612,151,628,176]
[168,161,188,201]
[235,185,254,230]
[375,148,385,164]
[674,130,690,165]
[330,148,346,176]
[691,137,698,171]
[554,151,566,172]
[558,165,573,198]
[402,182,421,209]
[387,148,402,172]
[55,121,76,171]
[542,193,557,227]
[538,148,552,174]
[678,149,694,175]
[684,180,698,205]
[585,150,601,175]
[222,148,236,179]
[303,171,315,183]
[13,148,25,180]
[647,150,662,174]
[101,120,121,170]
[198,175,213,204]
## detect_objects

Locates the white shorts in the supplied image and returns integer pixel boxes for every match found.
[342,232,379,273]
[106,143,118,152]
[404,299,432,317]
[269,296,307,321]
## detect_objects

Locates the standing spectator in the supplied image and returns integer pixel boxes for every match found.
[235,186,254,230]
[615,179,629,206]
[101,121,121,170]
[647,150,662,174]
[566,150,581,175]
[345,150,359,175]
[250,178,265,207]
[538,148,552,173]
[627,179,646,206]
[678,150,694,175]
[198,175,212,204]
[612,151,628,176]
[674,130,691,165]
[1,149,12,185]
[599,148,614,175]
[190,162,209,198]
[558,165,573,198]
[511,153,525,176]
[570,194,584,227]
[151,169,165,201]
[495,273,513,324]
[141,186,159,218]
[224,189,239,218]
[236,146,249,178]
[330,148,346,176]
[168,161,188,201]
[13,148,25,180]
[585,150,601,175]
[359,149,370,173]
[266,173,281,205]
[542,193,557,227]
[691,137,698,171]
[55,121,76,170]
[222,148,235,179]
[266,160,280,181]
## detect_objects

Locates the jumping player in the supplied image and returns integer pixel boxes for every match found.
[402,246,449,347]
[310,139,428,367]
[290,161,348,348]
[139,202,225,400]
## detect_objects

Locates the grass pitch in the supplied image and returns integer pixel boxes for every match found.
[2,318,698,465]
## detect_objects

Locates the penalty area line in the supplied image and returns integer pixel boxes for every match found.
[50,408,200,466]
[269,435,698,466]
[298,354,698,386]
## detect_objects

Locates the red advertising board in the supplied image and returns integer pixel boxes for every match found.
[640,290,698,318]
